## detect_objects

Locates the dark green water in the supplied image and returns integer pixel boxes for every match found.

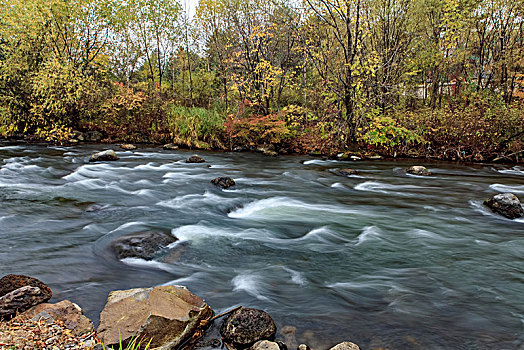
[1,143,523,349]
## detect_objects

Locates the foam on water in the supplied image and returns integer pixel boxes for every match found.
[228,197,359,219]
[303,159,338,165]
[355,226,383,245]
[232,272,270,301]
[496,166,524,176]
[354,181,435,196]
[157,191,228,209]
[283,267,307,286]
[120,257,175,272]
[489,183,524,194]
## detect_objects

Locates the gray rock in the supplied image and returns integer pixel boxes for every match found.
[187,155,205,163]
[97,286,213,350]
[163,143,179,150]
[332,168,358,176]
[298,344,311,350]
[221,307,276,348]
[111,231,177,260]
[84,131,103,142]
[89,149,119,162]
[252,340,280,350]
[406,165,431,176]
[328,341,361,350]
[484,193,524,219]
[211,177,236,189]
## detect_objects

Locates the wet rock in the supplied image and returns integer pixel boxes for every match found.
[252,340,280,350]
[0,275,52,319]
[406,165,431,176]
[111,230,177,260]
[279,326,297,350]
[221,307,277,348]
[72,131,84,141]
[163,143,179,150]
[17,300,94,336]
[83,131,103,142]
[332,168,358,176]
[211,177,236,189]
[97,285,213,349]
[328,341,361,350]
[89,149,119,162]
[120,144,137,150]
[298,344,311,350]
[257,144,275,153]
[350,155,361,161]
[366,154,383,160]
[484,193,524,219]
[234,146,249,152]
[187,155,205,163]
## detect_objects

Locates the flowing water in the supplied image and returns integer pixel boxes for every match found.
[1,143,523,349]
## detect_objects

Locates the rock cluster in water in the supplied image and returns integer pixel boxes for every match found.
[406,165,431,176]
[211,176,236,189]
[187,154,206,163]
[89,149,119,162]
[111,230,178,261]
[484,193,524,219]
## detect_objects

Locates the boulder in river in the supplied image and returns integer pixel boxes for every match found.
[211,176,236,189]
[333,168,358,176]
[187,155,205,163]
[97,285,213,350]
[163,143,179,150]
[111,230,177,261]
[120,144,137,150]
[406,165,431,176]
[220,307,276,348]
[0,274,52,319]
[328,341,361,350]
[17,300,94,336]
[484,193,524,219]
[89,149,119,162]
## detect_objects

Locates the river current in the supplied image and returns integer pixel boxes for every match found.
[1,143,523,349]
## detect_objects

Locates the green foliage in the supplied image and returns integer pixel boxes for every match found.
[102,331,152,350]
[166,105,225,148]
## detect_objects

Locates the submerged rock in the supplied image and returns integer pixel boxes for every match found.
[120,144,137,150]
[484,193,524,219]
[163,143,179,150]
[406,165,431,176]
[0,275,52,319]
[279,326,297,350]
[329,341,361,350]
[187,155,205,163]
[97,285,213,350]
[220,307,276,348]
[211,176,236,189]
[333,168,358,176]
[89,149,119,162]
[18,300,94,336]
[111,230,177,260]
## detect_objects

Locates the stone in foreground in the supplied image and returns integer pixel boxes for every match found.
[406,165,431,176]
[211,177,236,189]
[18,300,94,336]
[89,149,119,162]
[97,286,213,350]
[111,231,178,261]
[186,155,205,163]
[484,193,524,219]
[220,307,276,348]
[0,274,52,319]
[120,144,137,150]
[252,340,281,350]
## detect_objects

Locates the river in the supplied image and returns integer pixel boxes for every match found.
[1,143,523,349]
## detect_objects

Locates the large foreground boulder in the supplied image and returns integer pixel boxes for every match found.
[111,231,178,261]
[89,149,119,162]
[220,307,276,348]
[0,275,52,319]
[484,193,524,219]
[17,300,94,336]
[211,177,236,189]
[97,286,213,350]
[406,165,431,176]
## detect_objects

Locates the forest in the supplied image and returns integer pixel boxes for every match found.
[0,0,522,161]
